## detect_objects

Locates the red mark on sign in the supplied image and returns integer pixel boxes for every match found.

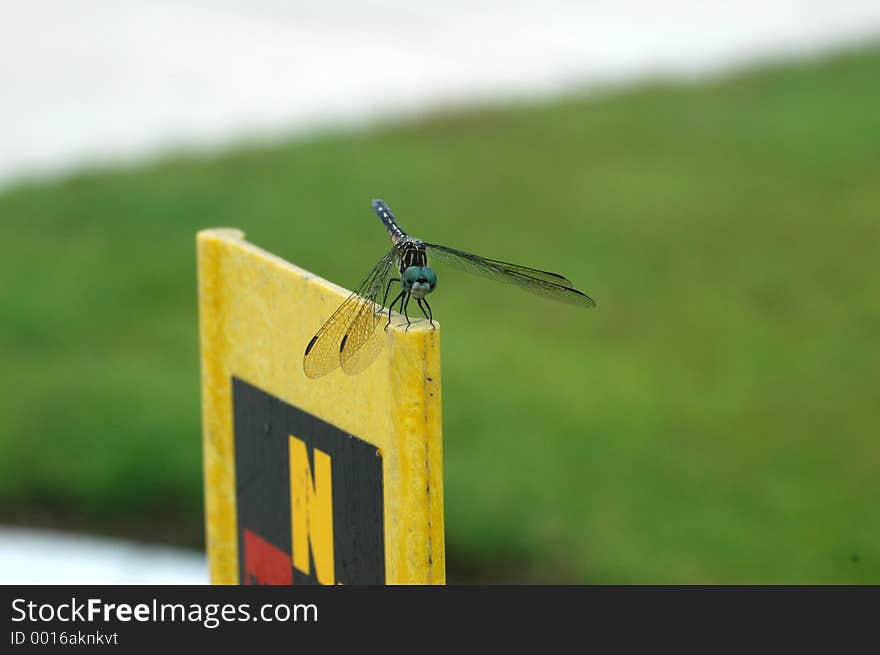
[243,529,292,585]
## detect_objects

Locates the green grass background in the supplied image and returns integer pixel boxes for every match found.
[1,46,878,583]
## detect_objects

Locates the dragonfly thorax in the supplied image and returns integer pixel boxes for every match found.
[398,238,427,268]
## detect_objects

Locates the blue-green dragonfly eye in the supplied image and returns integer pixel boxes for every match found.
[402,266,436,292]
[402,266,422,285]
[420,266,437,289]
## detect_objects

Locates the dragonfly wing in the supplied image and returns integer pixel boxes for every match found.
[303,246,399,378]
[424,242,596,308]
[338,249,401,375]
[458,256,575,286]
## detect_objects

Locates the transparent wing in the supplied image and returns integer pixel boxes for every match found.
[423,242,596,308]
[303,245,400,378]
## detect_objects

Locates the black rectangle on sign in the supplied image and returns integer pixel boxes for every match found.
[232,377,385,585]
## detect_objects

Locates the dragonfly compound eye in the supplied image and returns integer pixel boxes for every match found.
[420,266,437,291]
[402,266,421,289]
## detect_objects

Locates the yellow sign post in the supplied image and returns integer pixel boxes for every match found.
[197,229,445,585]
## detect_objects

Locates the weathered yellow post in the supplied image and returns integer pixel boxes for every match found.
[197,229,445,584]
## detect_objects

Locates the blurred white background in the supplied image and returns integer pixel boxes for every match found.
[0,527,206,584]
[2,0,879,189]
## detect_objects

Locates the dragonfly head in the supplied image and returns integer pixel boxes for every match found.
[402,266,436,299]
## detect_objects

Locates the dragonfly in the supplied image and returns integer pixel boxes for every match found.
[303,199,596,378]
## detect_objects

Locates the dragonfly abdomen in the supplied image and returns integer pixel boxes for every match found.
[372,198,408,244]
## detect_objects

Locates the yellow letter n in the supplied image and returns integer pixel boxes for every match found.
[289,435,335,585]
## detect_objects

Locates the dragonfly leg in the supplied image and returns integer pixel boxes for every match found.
[419,298,436,330]
[381,277,400,311]
[385,290,405,331]
[402,292,412,331]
